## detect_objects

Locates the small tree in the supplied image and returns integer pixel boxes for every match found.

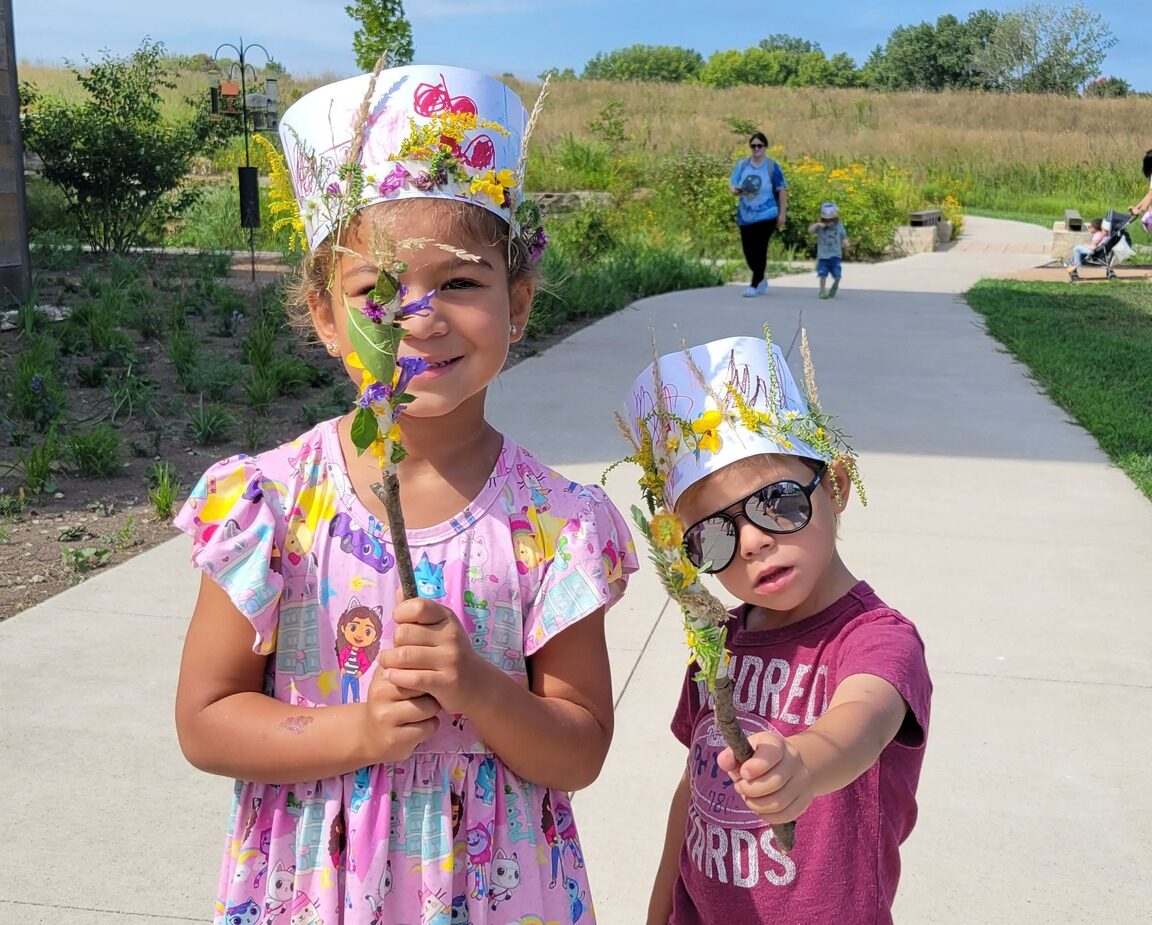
[20,39,223,254]
[1083,75,1131,98]
[582,45,704,82]
[346,0,414,71]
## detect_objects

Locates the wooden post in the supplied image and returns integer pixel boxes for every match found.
[0,0,30,306]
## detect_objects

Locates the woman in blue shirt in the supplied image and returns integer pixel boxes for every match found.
[729,132,789,297]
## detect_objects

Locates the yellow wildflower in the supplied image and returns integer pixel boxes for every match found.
[469,168,516,205]
[692,410,725,455]
[665,434,680,453]
[649,511,685,552]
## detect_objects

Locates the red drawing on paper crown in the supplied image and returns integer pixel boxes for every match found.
[414,73,478,117]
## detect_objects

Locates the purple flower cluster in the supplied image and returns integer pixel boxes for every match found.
[525,228,549,266]
[378,164,410,196]
[361,297,387,323]
[413,166,449,191]
[394,356,428,395]
[326,182,342,198]
[357,381,392,408]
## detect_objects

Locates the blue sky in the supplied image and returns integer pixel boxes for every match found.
[12,0,1152,91]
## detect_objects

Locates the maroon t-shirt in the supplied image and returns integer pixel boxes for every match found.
[669,581,931,925]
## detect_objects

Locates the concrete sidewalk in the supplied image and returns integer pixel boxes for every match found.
[3,217,1150,923]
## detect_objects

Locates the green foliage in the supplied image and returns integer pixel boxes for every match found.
[973,3,1116,94]
[699,45,858,89]
[583,45,704,83]
[61,545,112,574]
[186,400,236,445]
[107,364,155,424]
[346,0,414,71]
[549,205,618,264]
[67,425,124,478]
[1082,76,1131,98]
[19,39,227,254]
[168,326,202,391]
[11,339,66,432]
[18,431,59,494]
[147,461,183,521]
[588,100,631,152]
[653,149,736,256]
[866,12,1001,91]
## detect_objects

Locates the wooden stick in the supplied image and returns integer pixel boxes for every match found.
[714,673,796,854]
[371,472,418,600]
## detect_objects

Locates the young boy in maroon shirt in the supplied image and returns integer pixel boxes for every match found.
[624,335,932,925]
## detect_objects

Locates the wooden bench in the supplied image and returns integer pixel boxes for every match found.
[908,209,942,227]
[1064,209,1083,231]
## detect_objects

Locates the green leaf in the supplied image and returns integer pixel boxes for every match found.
[350,407,379,455]
[391,442,408,465]
[370,270,401,305]
[394,391,416,405]
[346,296,405,385]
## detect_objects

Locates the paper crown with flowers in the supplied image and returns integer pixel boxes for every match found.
[621,330,864,511]
[273,65,545,256]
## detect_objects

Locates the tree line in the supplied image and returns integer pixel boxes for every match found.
[548,4,1130,96]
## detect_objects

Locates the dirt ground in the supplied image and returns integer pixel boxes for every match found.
[0,253,593,623]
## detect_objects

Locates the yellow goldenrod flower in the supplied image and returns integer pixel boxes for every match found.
[649,511,685,552]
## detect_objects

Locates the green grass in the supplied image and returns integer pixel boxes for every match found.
[966,278,1152,500]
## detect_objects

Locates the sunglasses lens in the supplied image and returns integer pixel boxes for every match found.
[748,482,811,532]
[684,516,737,573]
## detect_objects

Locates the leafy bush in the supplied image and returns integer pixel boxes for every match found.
[10,339,66,432]
[20,39,226,253]
[148,461,183,520]
[67,426,124,478]
[582,45,704,82]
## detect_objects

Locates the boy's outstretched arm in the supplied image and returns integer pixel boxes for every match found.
[647,769,690,925]
[718,673,908,825]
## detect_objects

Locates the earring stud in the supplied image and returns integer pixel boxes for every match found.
[510,324,518,336]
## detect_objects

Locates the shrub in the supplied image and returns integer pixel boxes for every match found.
[186,400,236,445]
[148,461,183,520]
[20,39,226,253]
[67,425,124,478]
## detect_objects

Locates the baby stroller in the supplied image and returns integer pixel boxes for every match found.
[1072,209,1136,280]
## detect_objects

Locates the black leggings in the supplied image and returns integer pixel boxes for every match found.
[738,218,779,287]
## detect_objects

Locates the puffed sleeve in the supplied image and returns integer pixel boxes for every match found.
[522,484,639,656]
[174,457,285,654]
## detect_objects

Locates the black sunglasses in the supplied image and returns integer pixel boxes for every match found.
[749,142,765,149]
[683,463,826,574]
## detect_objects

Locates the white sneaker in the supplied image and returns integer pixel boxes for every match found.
[742,286,759,298]
[756,279,769,294]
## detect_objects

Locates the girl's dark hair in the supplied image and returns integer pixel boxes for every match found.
[286,198,534,340]
[748,132,768,147]
[1143,149,1152,180]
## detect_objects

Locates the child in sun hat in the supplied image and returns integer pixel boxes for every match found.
[808,201,850,299]
[619,331,931,925]
[174,63,637,924]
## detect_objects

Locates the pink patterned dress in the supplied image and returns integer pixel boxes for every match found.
[175,418,638,925]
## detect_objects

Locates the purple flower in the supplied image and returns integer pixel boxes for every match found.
[31,374,43,394]
[378,163,410,196]
[326,182,341,197]
[357,381,392,408]
[394,356,428,395]
[399,289,436,319]
[527,228,549,265]
[361,297,387,323]
[413,171,437,192]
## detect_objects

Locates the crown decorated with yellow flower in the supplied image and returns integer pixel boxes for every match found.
[274,65,540,253]
[620,328,864,511]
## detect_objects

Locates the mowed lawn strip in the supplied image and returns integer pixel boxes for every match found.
[966,278,1152,501]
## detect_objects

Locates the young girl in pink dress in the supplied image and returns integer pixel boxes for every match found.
[174,64,637,925]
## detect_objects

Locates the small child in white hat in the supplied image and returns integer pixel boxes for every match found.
[808,201,850,299]
[624,333,931,924]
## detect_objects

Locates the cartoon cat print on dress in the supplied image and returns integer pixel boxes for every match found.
[289,893,322,925]
[421,889,452,925]
[565,877,586,922]
[488,849,521,911]
[264,860,295,917]
[414,551,447,599]
[329,512,396,574]
[224,897,262,925]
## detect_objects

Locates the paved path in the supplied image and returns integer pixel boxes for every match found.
[3,217,1150,923]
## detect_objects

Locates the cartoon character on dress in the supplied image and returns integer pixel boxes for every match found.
[335,599,383,704]
[284,476,338,567]
[328,810,347,869]
[516,463,552,512]
[564,877,586,923]
[364,858,394,922]
[224,897,262,925]
[289,893,323,925]
[488,849,521,911]
[351,766,373,813]
[450,894,470,924]
[414,552,447,599]
[329,512,396,574]
[601,538,624,585]
[541,790,564,888]
[466,820,494,899]
[474,756,496,804]
[554,797,584,870]
[264,861,295,917]
[421,890,452,925]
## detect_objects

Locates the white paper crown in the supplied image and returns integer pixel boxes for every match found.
[278,66,528,251]
[624,336,826,509]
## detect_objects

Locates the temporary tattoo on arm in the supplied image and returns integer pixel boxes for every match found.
[280,715,313,735]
